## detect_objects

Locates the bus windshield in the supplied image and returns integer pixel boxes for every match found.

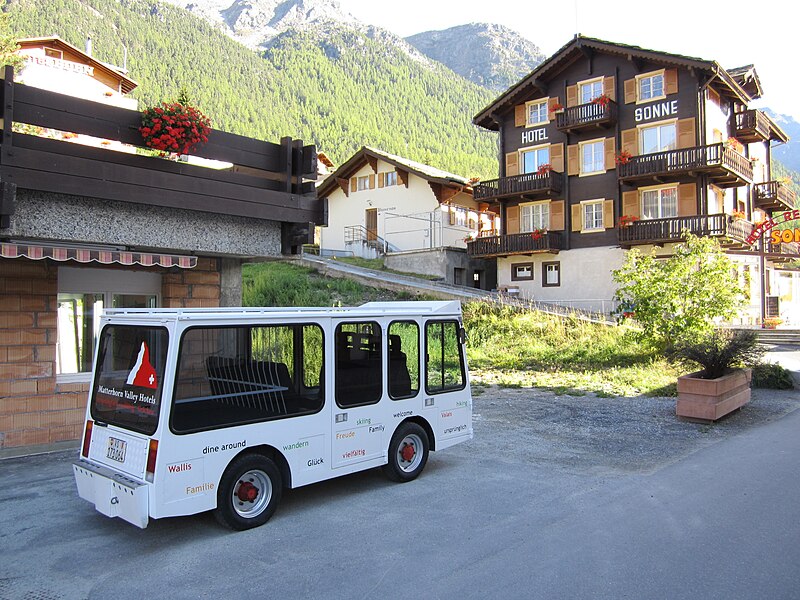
[91,325,168,435]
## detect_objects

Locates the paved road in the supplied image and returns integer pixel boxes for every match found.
[1,386,798,600]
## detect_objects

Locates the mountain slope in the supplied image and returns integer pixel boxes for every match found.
[769,111,800,175]
[406,23,545,92]
[8,0,498,178]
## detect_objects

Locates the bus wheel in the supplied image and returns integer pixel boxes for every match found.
[214,454,282,530]
[383,423,429,483]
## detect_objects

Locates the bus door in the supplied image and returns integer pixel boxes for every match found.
[331,320,386,468]
[424,319,471,443]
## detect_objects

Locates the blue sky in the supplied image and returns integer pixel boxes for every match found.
[339,0,798,122]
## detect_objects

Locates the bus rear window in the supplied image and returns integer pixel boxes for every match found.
[91,325,168,435]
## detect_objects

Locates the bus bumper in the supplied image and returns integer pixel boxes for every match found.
[73,459,149,529]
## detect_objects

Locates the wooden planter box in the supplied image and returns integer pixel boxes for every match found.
[676,368,752,421]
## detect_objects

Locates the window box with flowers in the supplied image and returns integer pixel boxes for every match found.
[139,100,212,155]
[730,210,746,220]
[618,215,640,228]
[725,137,744,154]
[463,233,476,243]
[591,94,612,107]
[551,102,564,113]
[615,151,632,166]
[763,316,783,329]
[536,163,553,176]
[530,228,548,241]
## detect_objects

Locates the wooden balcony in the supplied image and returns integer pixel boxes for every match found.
[467,231,563,258]
[765,240,800,266]
[0,68,322,244]
[473,171,562,202]
[618,144,753,188]
[753,181,797,212]
[733,110,770,143]
[618,213,753,248]
[555,100,617,133]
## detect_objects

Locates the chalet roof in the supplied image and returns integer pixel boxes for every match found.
[474,35,752,130]
[727,65,763,100]
[317,146,472,199]
[18,36,138,94]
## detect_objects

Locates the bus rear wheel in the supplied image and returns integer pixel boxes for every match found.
[383,423,429,482]
[214,454,282,530]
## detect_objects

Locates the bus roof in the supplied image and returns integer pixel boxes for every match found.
[101,301,463,322]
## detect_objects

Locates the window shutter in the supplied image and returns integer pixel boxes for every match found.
[368,174,375,189]
[378,172,385,188]
[621,128,638,156]
[624,78,636,104]
[622,191,640,218]
[506,205,520,234]
[603,76,616,101]
[604,137,616,171]
[566,85,578,107]
[505,152,519,177]
[350,177,357,193]
[603,200,614,229]
[548,96,560,120]
[567,144,579,176]
[449,206,456,225]
[550,200,565,231]
[550,143,564,173]
[678,183,697,216]
[515,104,526,127]
[677,118,696,149]
[665,68,678,95]
[571,204,582,232]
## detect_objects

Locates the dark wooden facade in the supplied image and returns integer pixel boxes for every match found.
[468,36,790,260]
[0,68,323,254]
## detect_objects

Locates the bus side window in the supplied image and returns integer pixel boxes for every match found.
[171,323,324,433]
[425,320,466,394]
[388,321,419,399]
[335,321,382,407]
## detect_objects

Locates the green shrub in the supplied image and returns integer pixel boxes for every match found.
[668,329,764,379]
[752,362,795,389]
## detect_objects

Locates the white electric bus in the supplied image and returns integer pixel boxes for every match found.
[73,301,473,530]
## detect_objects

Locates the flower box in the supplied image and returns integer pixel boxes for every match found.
[676,368,751,421]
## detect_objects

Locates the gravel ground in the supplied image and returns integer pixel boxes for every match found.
[468,385,800,476]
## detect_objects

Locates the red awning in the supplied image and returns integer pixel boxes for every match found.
[1,242,197,268]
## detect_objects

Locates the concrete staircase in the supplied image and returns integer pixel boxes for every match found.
[754,329,800,346]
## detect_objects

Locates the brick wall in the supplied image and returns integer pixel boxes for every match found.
[162,257,221,308]
[0,257,222,450]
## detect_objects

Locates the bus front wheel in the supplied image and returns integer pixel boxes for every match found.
[214,453,282,530]
[383,422,429,482]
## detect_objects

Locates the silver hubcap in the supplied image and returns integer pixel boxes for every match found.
[397,433,424,473]
[232,469,272,518]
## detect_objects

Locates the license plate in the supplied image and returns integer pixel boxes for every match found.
[107,437,127,463]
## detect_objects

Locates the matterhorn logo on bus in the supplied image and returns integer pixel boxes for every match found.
[126,342,158,389]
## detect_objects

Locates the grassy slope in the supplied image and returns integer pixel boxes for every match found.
[243,261,680,397]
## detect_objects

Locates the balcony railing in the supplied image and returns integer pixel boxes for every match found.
[618,213,753,247]
[753,181,797,212]
[733,110,770,143]
[556,100,617,132]
[466,231,562,258]
[618,144,753,187]
[765,240,800,265]
[473,171,563,202]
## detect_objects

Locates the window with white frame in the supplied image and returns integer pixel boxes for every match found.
[512,263,533,281]
[640,122,676,154]
[638,71,665,102]
[641,186,678,219]
[520,145,550,174]
[582,200,605,231]
[356,175,370,191]
[580,79,603,104]
[543,262,560,287]
[57,267,161,378]
[580,140,605,175]
[520,202,550,232]
[526,100,549,126]
[385,171,397,186]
